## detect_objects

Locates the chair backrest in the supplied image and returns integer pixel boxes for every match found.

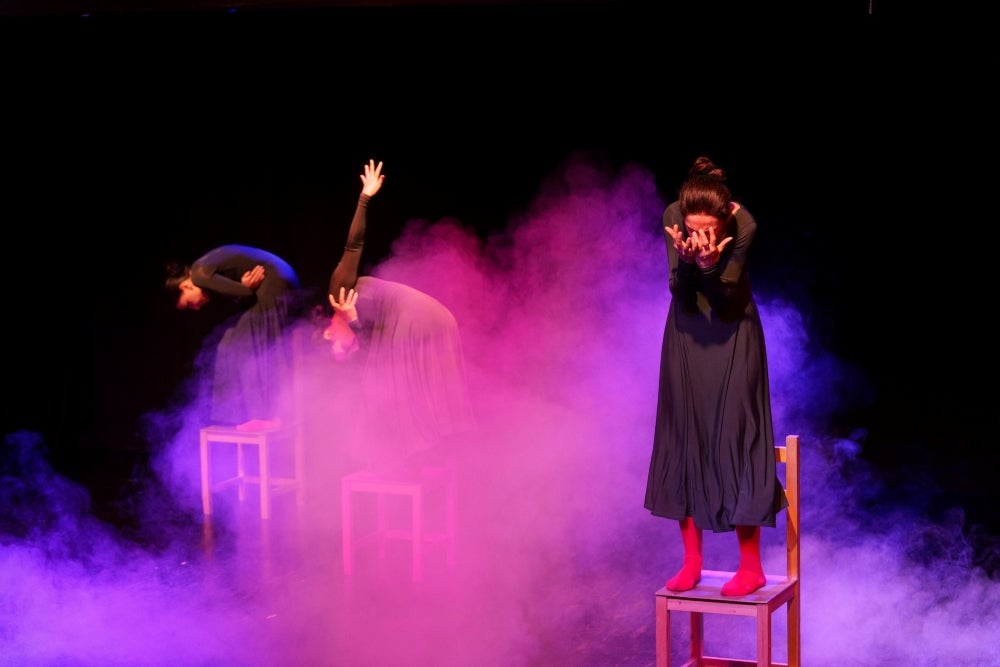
[777,434,800,580]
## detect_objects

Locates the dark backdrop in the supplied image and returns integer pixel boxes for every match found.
[2,1,996,531]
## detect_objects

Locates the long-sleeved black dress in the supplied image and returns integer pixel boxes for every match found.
[644,202,787,533]
[328,196,477,471]
[190,245,302,425]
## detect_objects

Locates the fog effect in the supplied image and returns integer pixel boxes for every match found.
[2,152,997,666]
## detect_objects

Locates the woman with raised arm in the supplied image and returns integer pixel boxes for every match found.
[323,159,476,474]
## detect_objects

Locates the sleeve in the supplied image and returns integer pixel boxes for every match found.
[664,204,700,311]
[328,194,371,297]
[190,248,255,299]
[698,207,756,317]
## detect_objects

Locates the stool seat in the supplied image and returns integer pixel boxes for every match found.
[200,421,304,520]
[341,464,456,582]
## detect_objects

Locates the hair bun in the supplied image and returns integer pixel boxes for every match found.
[690,156,726,181]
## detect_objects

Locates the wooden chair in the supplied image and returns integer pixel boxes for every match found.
[341,463,456,583]
[199,327,311,521]
[654,434,801,667]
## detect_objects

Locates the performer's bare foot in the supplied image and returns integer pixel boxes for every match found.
[665,556,702,591]
[720,569,766,596]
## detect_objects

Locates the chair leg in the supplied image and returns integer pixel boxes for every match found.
[690,611,704,663]
[445,475,457,566]
[200,431,212,515]
[341,480,354,576]
[259,438,271,520]
[755,607,772,667]
[294,433,306,507]
[789,588,801,666]
[654,595,670,667]
[377,494,388,561]
[236,442,246,502]
[412,488,423,582]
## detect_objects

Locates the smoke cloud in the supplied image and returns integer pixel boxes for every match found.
[2,152,997,666]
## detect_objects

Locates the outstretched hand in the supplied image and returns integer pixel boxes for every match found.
[329,286,359,322]
[241,265,266,289]
[360,159,385,197]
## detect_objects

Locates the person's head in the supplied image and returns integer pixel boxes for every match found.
[322,312,360,362]
[678,156,733,236]
[165,262,210,311]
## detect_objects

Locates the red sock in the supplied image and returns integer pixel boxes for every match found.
[666,517,703,591]
[721,525,766,596]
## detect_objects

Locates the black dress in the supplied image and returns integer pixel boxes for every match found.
[329,196,477,471]
[190,245,302,425]
[644,202,787,533]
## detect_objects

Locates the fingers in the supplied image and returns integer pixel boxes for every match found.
[330,287,359,310]
[339,287,357,305]
[360,159,385,196]
[675,228,735,266]
[363,159,384,178]
[241,265,266,288]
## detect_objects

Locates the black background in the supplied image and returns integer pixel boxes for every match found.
[1,0,996,534]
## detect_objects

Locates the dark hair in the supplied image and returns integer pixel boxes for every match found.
[164,261,191,304]
[678,156,731,221]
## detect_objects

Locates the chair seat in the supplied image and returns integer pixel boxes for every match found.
[656,570,796,608]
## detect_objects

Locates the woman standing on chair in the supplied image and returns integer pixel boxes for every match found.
[644,156,787,597]
[322,159,477,474]
[165,244,304,427]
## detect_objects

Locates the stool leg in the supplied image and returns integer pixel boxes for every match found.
[236,442,246,502]
[341,479,354,576]
[294,430,306,507]
[445,475,456,566]
[412,488,423,583]
[259,436,271,520]
[377,494,387,561]
[200,431,213,515]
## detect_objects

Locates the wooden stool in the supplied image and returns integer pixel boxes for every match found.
[341,464,456,582]
[200,421,304,520]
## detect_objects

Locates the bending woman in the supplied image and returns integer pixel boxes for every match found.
[165,244,303,426]
[323,159,477,473]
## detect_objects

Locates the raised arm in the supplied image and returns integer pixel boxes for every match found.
[328,159,385,297]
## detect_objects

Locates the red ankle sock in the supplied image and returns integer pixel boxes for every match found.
[666,517,703,591]
[666,555,703,591]
[720,569,766,596]
[721,525,766,596]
